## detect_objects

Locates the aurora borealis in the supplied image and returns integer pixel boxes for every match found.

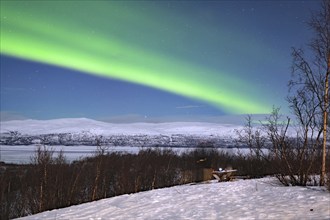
[0,1,320,121]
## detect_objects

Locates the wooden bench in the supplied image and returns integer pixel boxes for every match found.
[212,169,237,182]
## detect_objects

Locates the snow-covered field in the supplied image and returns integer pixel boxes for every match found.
[17,177,330,220]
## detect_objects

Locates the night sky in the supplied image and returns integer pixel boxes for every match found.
[0,1,321,122]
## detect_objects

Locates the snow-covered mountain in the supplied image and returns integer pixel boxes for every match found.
[0,118,242,147]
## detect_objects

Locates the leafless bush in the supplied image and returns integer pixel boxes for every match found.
[236,108,328,186]
[0,146,280,219]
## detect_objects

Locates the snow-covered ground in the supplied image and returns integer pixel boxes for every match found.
[17,177,330,220]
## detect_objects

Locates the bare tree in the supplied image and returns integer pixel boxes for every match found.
[91,143,110,200]
[289,0,330,186]
[236,115,267,160]
[31,145,54,212]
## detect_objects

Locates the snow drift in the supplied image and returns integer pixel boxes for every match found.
[17,177,330,220]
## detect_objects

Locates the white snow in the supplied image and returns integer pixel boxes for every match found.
[0,118,241,137]
[17,177,330,220]
[0,118,243,163]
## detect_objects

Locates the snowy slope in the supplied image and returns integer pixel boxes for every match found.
[17,177,330,220]
[0,118,242,147]
[0,118,240,136]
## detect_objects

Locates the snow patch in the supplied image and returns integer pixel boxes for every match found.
[17,177,330,219]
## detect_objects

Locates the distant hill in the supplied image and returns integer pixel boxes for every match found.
[0,118,242,147]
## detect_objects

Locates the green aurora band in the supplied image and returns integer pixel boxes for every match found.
[0,1,272,114]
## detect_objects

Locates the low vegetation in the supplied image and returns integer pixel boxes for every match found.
[0,144,293,219]
[237,109,330,187]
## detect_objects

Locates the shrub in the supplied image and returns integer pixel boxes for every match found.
[0,146,278,219]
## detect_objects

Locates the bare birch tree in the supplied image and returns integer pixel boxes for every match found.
[289,0,330,186]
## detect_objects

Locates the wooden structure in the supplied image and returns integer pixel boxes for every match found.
[212,169,237,182]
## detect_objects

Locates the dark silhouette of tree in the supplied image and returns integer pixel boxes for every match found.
[289,0,330,186]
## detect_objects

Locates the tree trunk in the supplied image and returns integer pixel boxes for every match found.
[320,55,330,186]
[92,162,101,201]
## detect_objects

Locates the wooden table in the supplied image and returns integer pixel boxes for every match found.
[212,169,237,182]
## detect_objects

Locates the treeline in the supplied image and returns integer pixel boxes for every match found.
[0,131,232,148]
[0,145,278,219]
[1,143,328,219]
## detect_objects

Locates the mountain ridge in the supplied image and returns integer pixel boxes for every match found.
[0,118,241,147]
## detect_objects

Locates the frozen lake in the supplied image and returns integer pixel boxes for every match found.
[0,145,136,164]
[0,145,246,164]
